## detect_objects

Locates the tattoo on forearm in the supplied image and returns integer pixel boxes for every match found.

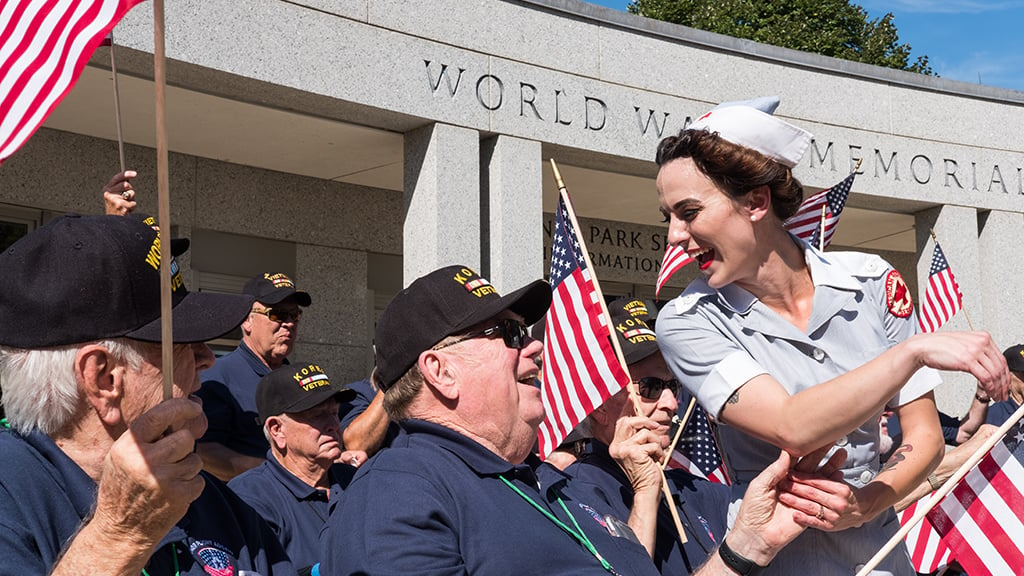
[727,390,739,405]
[880,443,913,473]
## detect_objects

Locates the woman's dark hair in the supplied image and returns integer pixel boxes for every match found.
[655,129,805,221]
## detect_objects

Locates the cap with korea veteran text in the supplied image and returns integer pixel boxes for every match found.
[0,214,253,348]
[256,363,356,424]
[373,265,551,391]
[608,297,660,366]
[244,272,312,307]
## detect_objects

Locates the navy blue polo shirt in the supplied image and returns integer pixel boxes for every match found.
[229,451,355,572]
[986,397,1021,427]
[320,419,659,576]
[197,340,277,457]
[557,441,731,575]
[338,379,399,448]
[0,428,293,575]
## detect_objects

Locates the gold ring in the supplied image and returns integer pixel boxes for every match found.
[816,504,825,520]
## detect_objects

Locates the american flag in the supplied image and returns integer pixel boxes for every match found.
[898,496,953,573]
[538,191,630,458]
[1,0,145,164]
[918,242,962,333]
[784,171,856,249]
[655,244,693,298]
[927,419,1024,575]
[665,401,730,485]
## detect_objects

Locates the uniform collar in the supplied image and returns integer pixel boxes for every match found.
[399,419,526,479]
[22,430,97,520]
[238,339,287,376]
[267,451,334,501]
[707,235,862,314]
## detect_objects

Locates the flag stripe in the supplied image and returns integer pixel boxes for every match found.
[1,0,143,164]
[539,191,629,458]
[917,243,962,333]
[929,421,1024,576]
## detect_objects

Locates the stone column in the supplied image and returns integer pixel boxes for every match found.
[403,123,480,284]
[978,209,1024,348]
[915,205,980,415]
[481,135,543,293]
[294,244,372,383]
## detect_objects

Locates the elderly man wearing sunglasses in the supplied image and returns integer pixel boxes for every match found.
[322,266,852,576]
[197,272,313,481]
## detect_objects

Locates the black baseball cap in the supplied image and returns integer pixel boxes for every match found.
[374,265,551,390]
[1004,345,1024,373]
[130,213,189,257]
[608,297,660,366]
[256,362,356,423]
[244,272,312,306]
[0,214,253,347]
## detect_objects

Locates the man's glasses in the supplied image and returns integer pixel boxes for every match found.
[433,318,530,351]
[635,377,681,401]
[251,306,303,324]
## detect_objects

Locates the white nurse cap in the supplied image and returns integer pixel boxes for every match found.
[687,96,812,168]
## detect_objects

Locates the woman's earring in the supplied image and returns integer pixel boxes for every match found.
[750,215,757,222]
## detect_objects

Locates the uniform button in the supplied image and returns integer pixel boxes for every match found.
[836,435,848,447]
[677,294,699,311]
[812,348,825,361]
[859,470,874,484]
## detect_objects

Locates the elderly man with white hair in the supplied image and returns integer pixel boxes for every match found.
[0,214,293,576]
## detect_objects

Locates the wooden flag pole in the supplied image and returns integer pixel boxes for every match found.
[817,204,827,251]
[662,396,696,469]
[856,400,1024,575]
[154,0,174,400]
[549,158,689,545]
[928,228,974,330]
[108,33,126,173]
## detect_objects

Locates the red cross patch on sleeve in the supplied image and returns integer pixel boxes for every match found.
[885,270,914,318]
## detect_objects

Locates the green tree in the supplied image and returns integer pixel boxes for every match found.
[628,0,933,75]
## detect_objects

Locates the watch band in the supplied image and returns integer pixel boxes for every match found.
[718,538,768,576]
[927,473,943,492]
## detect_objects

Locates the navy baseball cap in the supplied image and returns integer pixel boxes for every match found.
[1004,345,1024,373]
[130,213,189,257]
[373,265,551,390]
[0,214,253,347]
[244,272,312,306]
[256,362,356,423]
[608,298,660,366]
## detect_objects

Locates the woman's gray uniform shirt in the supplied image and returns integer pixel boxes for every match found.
[656,241,941,576]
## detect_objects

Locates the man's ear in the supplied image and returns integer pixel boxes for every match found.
[265,417,287,451]
[418,350,460,401]
[591,402,613,427]
[75,344,123,427]
[240,313,254,336]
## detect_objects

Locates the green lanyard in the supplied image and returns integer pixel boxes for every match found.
[499,476,617,574]
[141,542,180,576]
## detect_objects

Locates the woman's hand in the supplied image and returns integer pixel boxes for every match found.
[906,331,1009,402]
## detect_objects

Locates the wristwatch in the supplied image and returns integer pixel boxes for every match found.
[718,538,768,575]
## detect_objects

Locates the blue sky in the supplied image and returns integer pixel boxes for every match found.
[586,1,1024,92]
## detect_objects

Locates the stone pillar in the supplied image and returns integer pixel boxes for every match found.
[293,244,371,383]
[481,135,543,293]
[914,205,980,416]
[403,123,480,284]
[978,209,1024,348]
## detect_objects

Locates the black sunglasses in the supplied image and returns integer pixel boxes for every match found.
[251,306,303,324]
[635,377,681,401]
[434,318,530,351]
